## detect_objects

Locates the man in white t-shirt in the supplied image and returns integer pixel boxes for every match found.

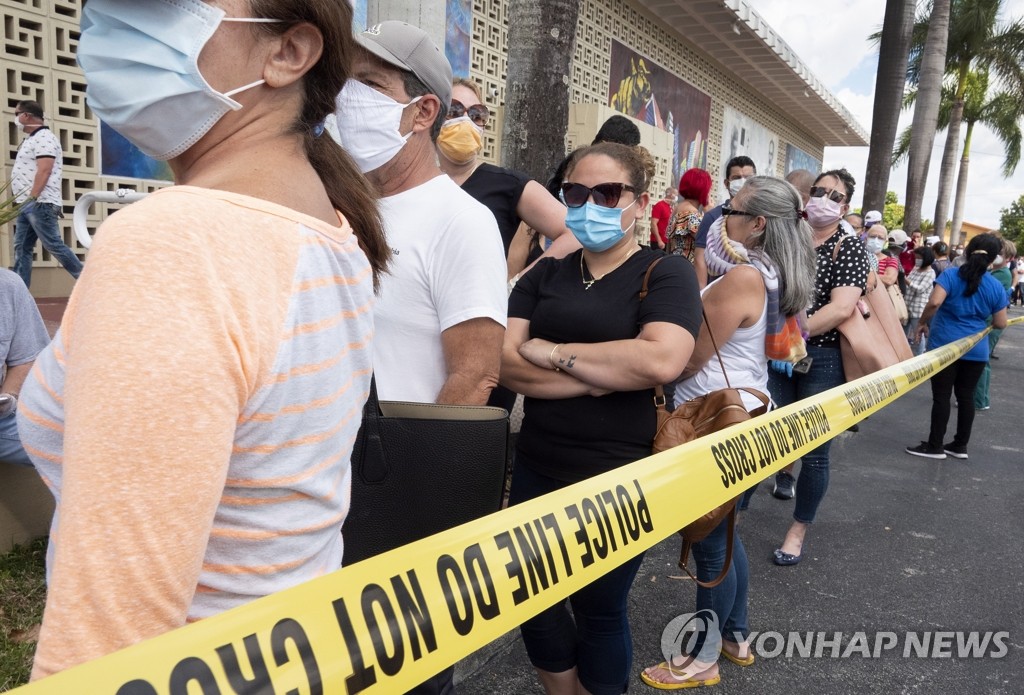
[335,22,506,406]
[12,100,83,288]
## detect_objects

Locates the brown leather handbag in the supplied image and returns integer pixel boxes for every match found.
[650,294,769,586]
[832,237,913,380]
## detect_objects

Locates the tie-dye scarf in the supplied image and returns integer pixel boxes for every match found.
[704,216,807,362]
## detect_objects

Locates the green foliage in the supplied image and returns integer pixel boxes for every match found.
[999,194,1024,243]
[884,203,906,230]
[885,190,900,205]
[1,181,26,227]
[0,538,47,690]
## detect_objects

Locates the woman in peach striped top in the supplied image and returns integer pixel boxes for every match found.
[17,0,388,679]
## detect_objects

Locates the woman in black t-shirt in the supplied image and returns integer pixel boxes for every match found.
[501,142,702,695]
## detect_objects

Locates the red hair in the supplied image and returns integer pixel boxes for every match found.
[678,168,712,208]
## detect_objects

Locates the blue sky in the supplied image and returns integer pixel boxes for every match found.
[747,0,1024,230]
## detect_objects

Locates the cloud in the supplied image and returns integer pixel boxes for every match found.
[748,0,1024,230]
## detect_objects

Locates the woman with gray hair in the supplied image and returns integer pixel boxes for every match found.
[641,175,815,689]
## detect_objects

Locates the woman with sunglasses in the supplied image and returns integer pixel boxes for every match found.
[768,168,870,566]
[501,142,701,695]
[640,176,815,689]
[437,78,575,261]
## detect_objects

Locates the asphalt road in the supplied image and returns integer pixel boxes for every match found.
[458,306,1024,695]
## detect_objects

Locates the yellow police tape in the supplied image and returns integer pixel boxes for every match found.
[16,316,1023,694]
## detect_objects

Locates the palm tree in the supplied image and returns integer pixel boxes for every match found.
[893,70,1022,241]
[501,0,581,182]
[902,0,1024,239]
[903,0,951,233]
[863,0,916,216]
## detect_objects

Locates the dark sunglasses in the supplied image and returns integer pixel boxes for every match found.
[560,181,638,208]
[721,203,756,217]
[447,99,490,126]
[809,186,847,204]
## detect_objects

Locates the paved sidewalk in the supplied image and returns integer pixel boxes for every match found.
[460,307,1024,694]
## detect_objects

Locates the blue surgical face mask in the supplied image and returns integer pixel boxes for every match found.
[865,237,885,254]
[77,0,279,160]
[563,198,637,252]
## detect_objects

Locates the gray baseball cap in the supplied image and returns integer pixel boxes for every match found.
[356,22,453,111]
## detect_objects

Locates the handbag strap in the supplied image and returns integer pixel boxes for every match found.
[640,254,666,300]
[701,307,731,389]
[678,507,736,588]
[644,256,670,410]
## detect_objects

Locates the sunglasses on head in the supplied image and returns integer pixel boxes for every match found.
[809,186,847,204]
[560,182,638,208]
[447,99,490,126]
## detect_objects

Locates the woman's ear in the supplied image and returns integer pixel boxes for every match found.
[263,23,324,89]
[635,191,651,216]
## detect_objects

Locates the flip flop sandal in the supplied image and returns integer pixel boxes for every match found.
[639,662,721,690]
[719,647,755,667]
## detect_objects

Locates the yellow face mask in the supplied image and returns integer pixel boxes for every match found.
[437,116,483,164]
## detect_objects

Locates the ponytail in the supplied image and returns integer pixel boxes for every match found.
[304,131,390,292]
[958,233,1001,296]
[252,0,390,292]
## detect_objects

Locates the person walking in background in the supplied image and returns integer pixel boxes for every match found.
[20,0,388,679]
[641,176,815,689]
[906,234,1009,460]
[501,142,701,695]
[904,245,937,356]
[666,168,711,262]
[11,100,83,288]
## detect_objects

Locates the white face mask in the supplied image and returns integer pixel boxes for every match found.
[77,0,277,160]
[994,254,1004,265]
[865,237,885,254]
[14,116,25,132]
[333,80,421,174]
[728,177,747,196]
[914,258,923,269]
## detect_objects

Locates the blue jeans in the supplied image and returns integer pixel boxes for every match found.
[762,345,845,524]
[13,201,83,288]
[0,413,33,467]
[689,515,749,656]
[508,464,644,695]
[906,314,928,356]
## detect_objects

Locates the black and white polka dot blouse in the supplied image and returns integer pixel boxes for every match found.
[809,232,870,347]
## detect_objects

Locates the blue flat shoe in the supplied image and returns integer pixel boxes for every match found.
[773,549,801,566]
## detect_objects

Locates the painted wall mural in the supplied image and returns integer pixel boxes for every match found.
[719,106,778,177]
[784,144,822,175]
[445,0,472,78]
[608,40,711,184]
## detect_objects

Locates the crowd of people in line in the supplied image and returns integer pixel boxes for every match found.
[0,2,1017,693]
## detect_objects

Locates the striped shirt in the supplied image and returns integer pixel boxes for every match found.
[18,186,374,678]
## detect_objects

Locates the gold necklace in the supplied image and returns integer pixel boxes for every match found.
[581,244,641,290]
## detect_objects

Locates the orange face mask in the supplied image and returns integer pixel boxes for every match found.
[437,116,483,164]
